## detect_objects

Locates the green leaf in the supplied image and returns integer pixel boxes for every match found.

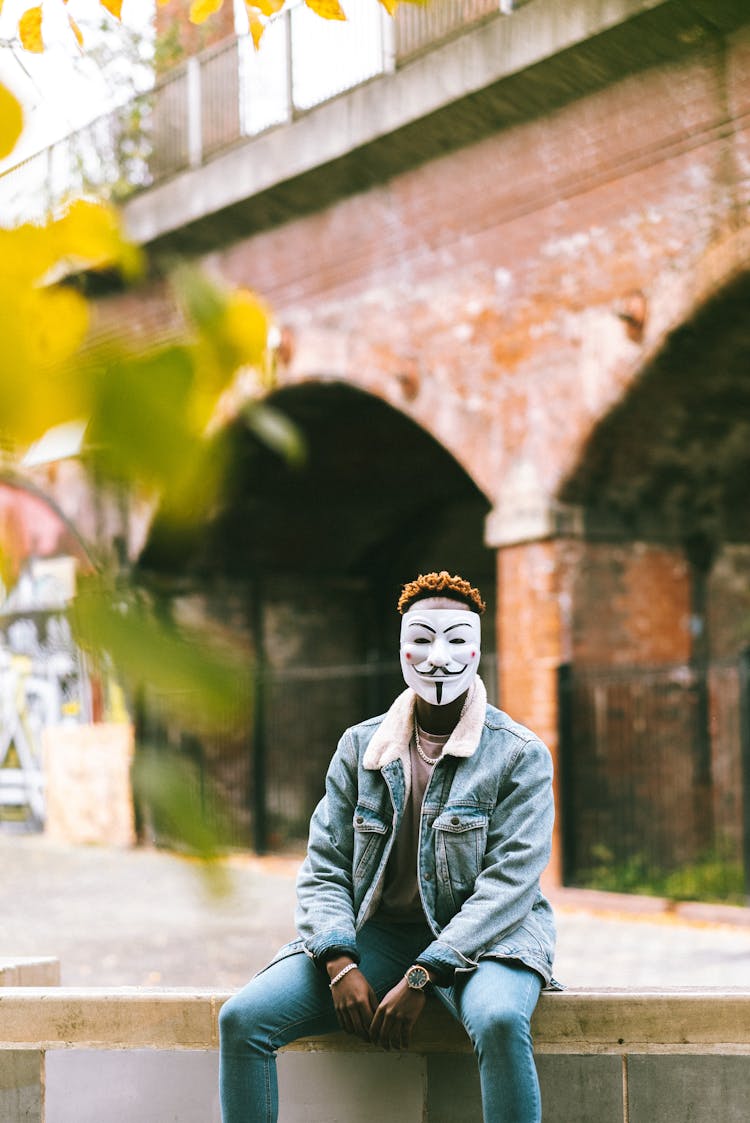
[71,577,253,731]
[132,749,232,893]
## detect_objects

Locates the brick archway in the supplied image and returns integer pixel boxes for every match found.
[137,379,497,849]
[552,263,750,895]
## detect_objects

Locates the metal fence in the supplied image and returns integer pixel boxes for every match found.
[0,0,533,226]
[558,652,750,903]
[136,654,498,853]
[394,0,516,62]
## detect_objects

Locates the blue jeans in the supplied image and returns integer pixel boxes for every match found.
[219,919,542,1123]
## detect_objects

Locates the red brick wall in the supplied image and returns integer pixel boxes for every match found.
[569,543,692,668]
[217,29,750,505]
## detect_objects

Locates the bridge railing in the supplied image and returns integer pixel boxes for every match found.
[0,0,533,227]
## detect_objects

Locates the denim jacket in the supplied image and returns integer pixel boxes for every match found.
[287,677,556,986]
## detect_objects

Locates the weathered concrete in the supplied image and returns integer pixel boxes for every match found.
[0,1051,42,1123]
[3,986,750,1052]
[3,987,750,1122]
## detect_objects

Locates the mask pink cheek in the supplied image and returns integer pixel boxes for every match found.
[405,652,412,661]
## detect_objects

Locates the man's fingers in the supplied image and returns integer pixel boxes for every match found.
[337,999,375,1040]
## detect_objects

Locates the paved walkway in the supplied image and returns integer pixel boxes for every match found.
[1,833,748,989]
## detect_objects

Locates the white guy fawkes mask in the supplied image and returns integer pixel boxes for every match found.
[399,602,481,706]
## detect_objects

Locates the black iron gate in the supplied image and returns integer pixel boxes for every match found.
[136,656,498,854]
[558,650,750,903]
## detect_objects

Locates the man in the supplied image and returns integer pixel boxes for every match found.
[220,570,556,1123]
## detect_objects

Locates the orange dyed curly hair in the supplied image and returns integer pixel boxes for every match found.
[397,571,486,615]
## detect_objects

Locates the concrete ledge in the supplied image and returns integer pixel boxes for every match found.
[2,987,749,1054]
[4,988,750,1123]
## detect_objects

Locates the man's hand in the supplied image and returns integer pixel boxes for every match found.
[369,977,427,1050]
[327,957,377,1042]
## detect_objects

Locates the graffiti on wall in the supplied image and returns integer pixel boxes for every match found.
[0,556,91,825]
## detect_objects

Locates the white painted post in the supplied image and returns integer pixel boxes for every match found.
[381,1,396,75]
[283,6,294,120]
[187,56,203,169]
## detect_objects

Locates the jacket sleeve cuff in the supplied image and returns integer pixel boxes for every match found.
[416,941,477,983]
[303,929,360,969]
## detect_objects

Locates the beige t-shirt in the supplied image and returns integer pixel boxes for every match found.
[376,726,450,921]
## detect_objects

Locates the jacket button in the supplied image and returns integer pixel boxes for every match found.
[451,816,460,826]
[424,872,432,881]
[355,816,364,825]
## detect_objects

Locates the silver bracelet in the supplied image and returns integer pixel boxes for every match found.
[328,962,358,989]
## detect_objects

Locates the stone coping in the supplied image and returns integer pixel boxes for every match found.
[1,988,749,1055]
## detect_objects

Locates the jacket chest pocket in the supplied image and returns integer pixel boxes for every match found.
[352,806,389,881]
[432,808,489,904]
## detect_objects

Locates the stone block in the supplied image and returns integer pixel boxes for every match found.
[427,1053,482,1121]
[44,1050,220,1123]
[277,1052,426,1122]
[627,1054,750,1122]
[538,1054,623,1122]
[426,1051,624,1122]
[0,1051,42,1123]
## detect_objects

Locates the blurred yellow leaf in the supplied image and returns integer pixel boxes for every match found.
[0,285,90,440]
[19,6,44,52]
[249,13,265,48]
[219,289,269,369]
[99,0,123,17]
[55,199,142,278]
[27,286,90,368]
[247,0,284,16]
[173,267,269,406]
[304,0,346,19]
[0,83,23,160]
[378,0,398,11]
[0,202,138,287]
[68,14,84,47]
[189,0,224,24]
[0,281,88,370]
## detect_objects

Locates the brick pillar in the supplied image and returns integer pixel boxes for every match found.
[495,539,569,887]
[485,494,580,889]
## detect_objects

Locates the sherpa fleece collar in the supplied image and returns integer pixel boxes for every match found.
[362,677,488,771]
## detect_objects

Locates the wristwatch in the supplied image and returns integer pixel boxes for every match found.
[405,964,430,991]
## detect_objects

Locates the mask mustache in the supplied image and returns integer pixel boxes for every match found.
[415,664,467,677]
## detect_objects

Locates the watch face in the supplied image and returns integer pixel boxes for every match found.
[406,965,429,990]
